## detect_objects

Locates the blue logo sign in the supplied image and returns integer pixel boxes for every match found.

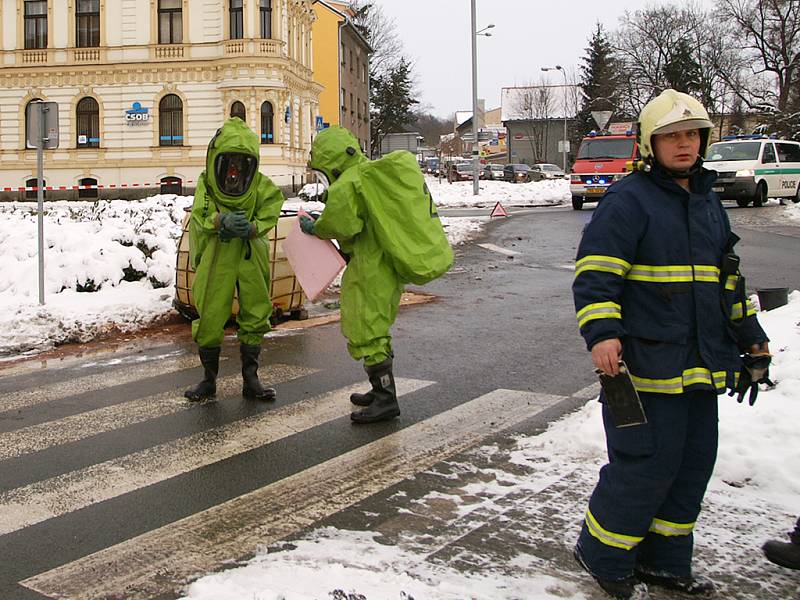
[125,102,150,123]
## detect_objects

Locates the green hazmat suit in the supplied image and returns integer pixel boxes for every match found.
[189,117,284,348]
[309,126,453,365]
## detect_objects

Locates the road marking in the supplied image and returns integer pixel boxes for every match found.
[477,243,520,256]
[0,378,434,537]
[573,382,601,400]
[0,364,315,461]
[22,388,567,600]
[0,353,216,414]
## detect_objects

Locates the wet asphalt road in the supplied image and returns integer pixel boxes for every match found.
[0,202,797,599]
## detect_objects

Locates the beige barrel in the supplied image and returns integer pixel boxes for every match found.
[174,209,306,321]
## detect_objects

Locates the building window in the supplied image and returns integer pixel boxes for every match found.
[230,101,246,121]
[341,88,346,113]
[78,177,98,198]
[158,0,182,44]
[160,176,182,194]
[26,178,44,200]
[159,94,183,146]
[259,0,271,38]
[362,63,368,83]
[76,0,99,48]
[76,97,100,148]
[350,93,354,115]
[229,0,243,39]
[24,1,47,49]
[261,101,274,144]
[341,42,346,66]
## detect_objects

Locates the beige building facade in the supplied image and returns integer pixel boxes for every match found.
[0,0,323,200]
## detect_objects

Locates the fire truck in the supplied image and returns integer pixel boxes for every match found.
[569,123,638,210]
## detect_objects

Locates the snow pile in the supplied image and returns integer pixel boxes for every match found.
[425,175,570,208]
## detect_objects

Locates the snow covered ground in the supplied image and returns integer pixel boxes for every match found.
[181,292,800,599]
[0,178,565,358]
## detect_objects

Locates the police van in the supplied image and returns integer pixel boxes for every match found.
[704,135,800,207]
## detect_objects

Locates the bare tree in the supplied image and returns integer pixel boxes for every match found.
[716,0,800,113]
[511,80,554,162]
[349,0,403,76]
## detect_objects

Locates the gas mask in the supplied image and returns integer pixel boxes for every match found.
[214,152,257,197]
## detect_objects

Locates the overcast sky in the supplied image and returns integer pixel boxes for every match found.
[371,0,715,119]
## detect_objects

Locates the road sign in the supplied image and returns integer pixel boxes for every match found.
[558,140,570,153]
[591,110,613,131]
[315,115,324,131]
[26,101,59,149]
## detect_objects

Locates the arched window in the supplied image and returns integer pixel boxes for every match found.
[78,177,98,198]
[261,101,274,144]
[76,97,100,148]
[159,94,183,146]
[230,101,246,121]
[259,0,272,39]
[229,0,243,39]
[26,177,44,200]
[160,176,182,195]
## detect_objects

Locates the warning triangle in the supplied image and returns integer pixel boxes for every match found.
[490,202,509,218]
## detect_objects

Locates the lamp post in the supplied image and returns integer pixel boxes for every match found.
[541,65,568,172]
[471,0,493,195]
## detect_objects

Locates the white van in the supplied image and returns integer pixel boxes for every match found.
[705,136,800,207]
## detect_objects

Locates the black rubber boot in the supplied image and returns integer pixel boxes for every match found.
[240,343,276,401]
[350,359,400,424]
[184,346,220,401]
[634,567,714,596]
[349,389,374,406]
[763,520,800,570]
[574,546,650,600]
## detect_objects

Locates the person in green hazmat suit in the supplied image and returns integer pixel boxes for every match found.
[300,126,453,424]
[184,117,284,402]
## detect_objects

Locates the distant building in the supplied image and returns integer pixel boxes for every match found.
[378,132,423,157]
[0,0,322,200]
[502,84,580,167]
[312,1,371,152]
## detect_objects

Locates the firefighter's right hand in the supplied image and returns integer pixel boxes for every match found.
[592,338,622,376]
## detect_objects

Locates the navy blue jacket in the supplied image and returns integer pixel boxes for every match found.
[573,165,768,395]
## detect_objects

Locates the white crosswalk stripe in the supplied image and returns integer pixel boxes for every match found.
[21,388,568,600]
[0,378,434,537]
[0,364,315,461]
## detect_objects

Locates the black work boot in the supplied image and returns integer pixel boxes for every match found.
[349,389,374,407]
[634,567,714,596]
[763,522,800,570]
[240,343,276,401]
[184,346,221,401]
[574,546,650,600]
[350,358,400,424]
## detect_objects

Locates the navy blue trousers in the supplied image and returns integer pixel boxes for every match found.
[576,389,718,580]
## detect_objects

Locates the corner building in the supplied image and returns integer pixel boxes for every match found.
[0,0,323,200]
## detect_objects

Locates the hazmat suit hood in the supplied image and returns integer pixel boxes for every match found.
[205,117,261,211]
[309,126,367,185]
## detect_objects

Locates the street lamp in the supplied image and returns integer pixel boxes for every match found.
[470,0,493,196]
[541,65,568,172]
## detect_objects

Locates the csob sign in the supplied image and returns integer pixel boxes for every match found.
[125,102,150,124]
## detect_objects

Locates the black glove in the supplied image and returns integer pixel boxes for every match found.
[729,353,774,406]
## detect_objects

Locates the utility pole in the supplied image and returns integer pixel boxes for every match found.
[542,65,568,171]
[470,1,494,196]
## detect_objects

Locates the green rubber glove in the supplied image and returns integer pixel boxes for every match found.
[299,215,316,235]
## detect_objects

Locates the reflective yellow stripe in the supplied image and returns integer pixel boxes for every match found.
[585,510,644,551]
[575,255,631,278]
[731,300,756,320]
[625,264,721,283]
[577,302,622,328]
[725,274,739,291]
[650,518,695,537]
[631,368,729,394]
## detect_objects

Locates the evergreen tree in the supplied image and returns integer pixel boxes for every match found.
[664,39,701,95]
[369,58,419,156]
[576,23,621,138]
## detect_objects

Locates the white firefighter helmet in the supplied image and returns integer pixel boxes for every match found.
[638,89,714,161]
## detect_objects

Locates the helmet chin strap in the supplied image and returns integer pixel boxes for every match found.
[656,156,704,180]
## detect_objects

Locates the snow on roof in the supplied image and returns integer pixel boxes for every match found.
[455,111,473,126]
[501,85,582,122]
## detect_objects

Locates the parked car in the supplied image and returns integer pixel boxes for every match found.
[529,163,566,180]
[481,164,505,180]
[503,163,532,183]
[448,162,475,182]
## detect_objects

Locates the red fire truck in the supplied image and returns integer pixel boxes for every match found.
[569,124,638,210]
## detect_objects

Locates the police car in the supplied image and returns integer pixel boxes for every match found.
[705,135,800,207]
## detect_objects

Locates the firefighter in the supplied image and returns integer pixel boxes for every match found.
[300,126,452,424]
[184,117,285,403]
[572,89,770,599]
